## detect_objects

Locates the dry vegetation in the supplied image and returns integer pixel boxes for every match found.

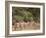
[12,21,40,31]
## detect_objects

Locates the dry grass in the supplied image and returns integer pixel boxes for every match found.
[12,21,40,31]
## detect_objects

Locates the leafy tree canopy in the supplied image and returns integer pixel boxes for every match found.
[12,7,40,22]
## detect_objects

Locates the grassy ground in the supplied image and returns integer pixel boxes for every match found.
[12,21,40,31]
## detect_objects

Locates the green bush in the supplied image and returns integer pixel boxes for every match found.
[14,15,24,22]
[12,7,40,22]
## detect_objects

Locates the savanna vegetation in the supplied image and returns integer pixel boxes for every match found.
[12,7,40,31]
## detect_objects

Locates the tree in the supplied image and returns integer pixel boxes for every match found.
[12,7,40,22]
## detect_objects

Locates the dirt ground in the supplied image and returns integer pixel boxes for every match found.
[12,21,40,31]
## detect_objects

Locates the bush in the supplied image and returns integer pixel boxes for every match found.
[12,7,40,22]
[14,15,24,22]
